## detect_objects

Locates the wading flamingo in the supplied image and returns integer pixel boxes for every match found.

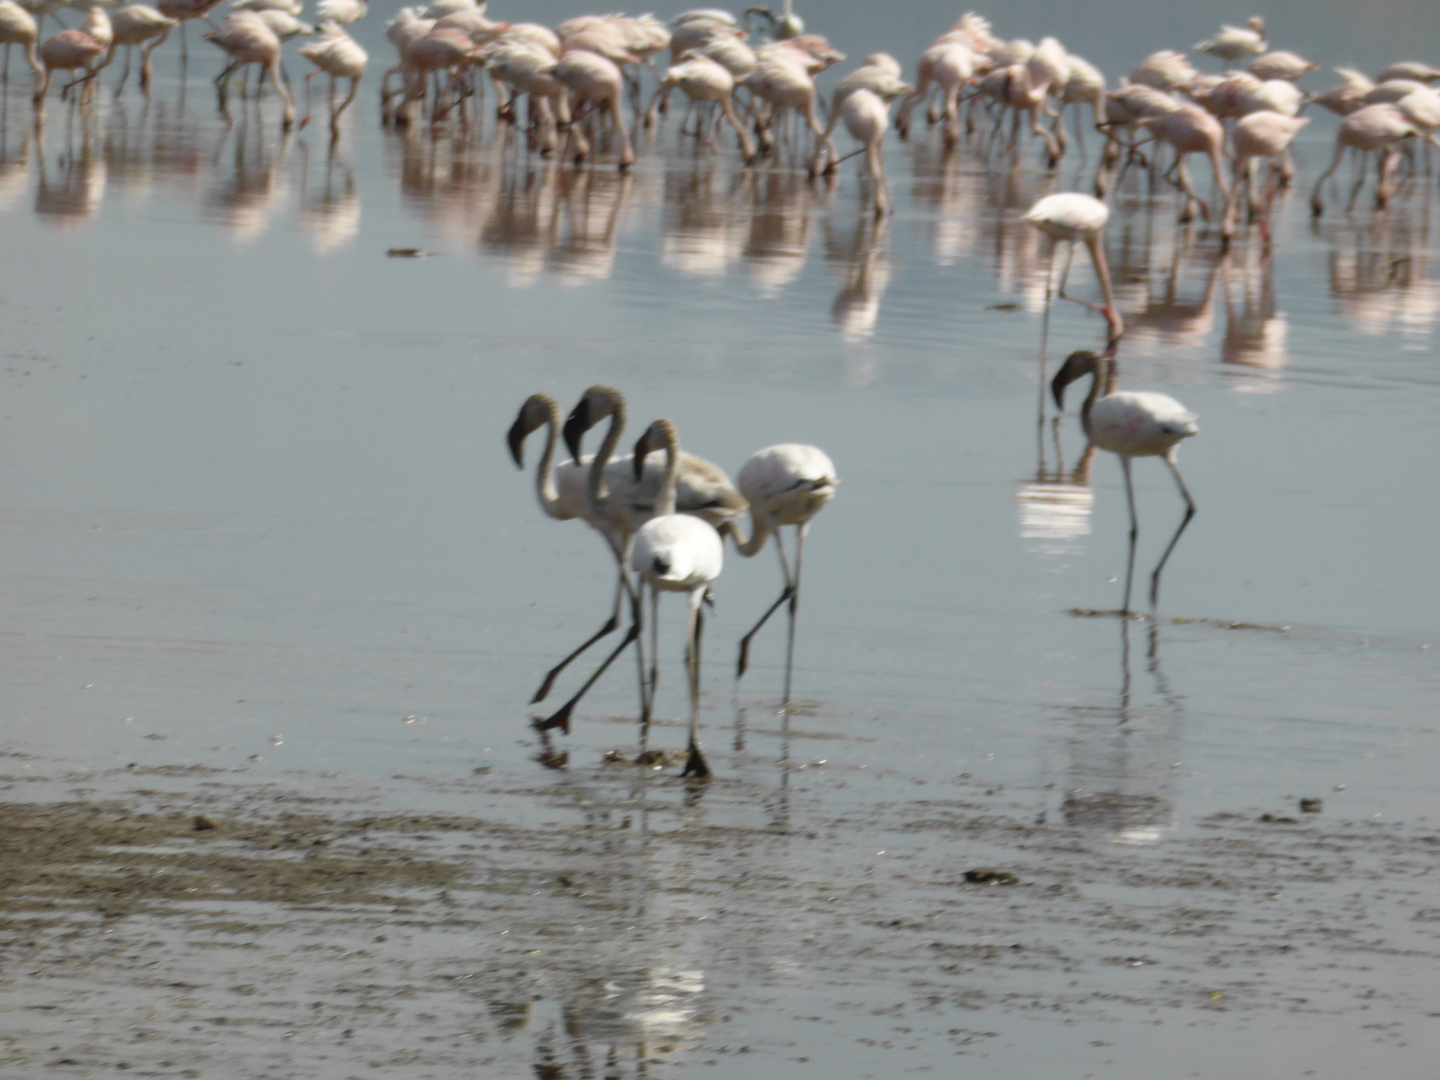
[0,0,43,96]
[628,418,725,778]
[721,442,836,703]
[298,21,366,133]
[96,4,175,96]
[1195,18,1265,66]
[1052,349,1198,612]
[1023,192,1124,342]
[205,9,296,128]
[1310,103,1417,215]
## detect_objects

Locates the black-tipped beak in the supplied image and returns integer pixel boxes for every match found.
[562,401,590,462]
[631,430,651,480]
[1051,375,1067,411]
[506,416,527,468]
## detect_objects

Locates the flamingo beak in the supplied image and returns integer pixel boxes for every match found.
[506,414,527,468]
[562,400,590,462]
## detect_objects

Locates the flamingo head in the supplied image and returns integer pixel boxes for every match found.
[1051,350,1101,409]
[563,384,622,462]
[508,393,557,468]
[630,418,678,480]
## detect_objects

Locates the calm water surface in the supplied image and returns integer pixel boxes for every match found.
[0,1,1437,1076]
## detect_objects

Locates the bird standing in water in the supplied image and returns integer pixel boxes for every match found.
[628,418,725,778]
[722,443,837,703]
[1052,348,1198,613]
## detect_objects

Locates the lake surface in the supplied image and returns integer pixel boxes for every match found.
[0,1,1437,1077]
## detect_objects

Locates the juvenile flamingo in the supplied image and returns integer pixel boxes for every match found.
[1023,192,1124,341]
[1052,349,1198,612]
[628,418,726,778]
[526,386,744,733]
[721,443,836,703]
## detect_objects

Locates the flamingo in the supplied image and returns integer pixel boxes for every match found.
[1310,103,1417,215]
[744,0,801,42]
[1023,192,1124,342]
[644,50,755,163]
[298,22,366,133]
[811,54,909,173]
[1195,17,1266,66]
[154,0,224,66]
[315,0,364,27]
[1222,111,1310,244]
[1377,61,1440,84]
[815,88,900,217]
[37,10,108,101]
[554,48,635,170]
[1247,50,1317,82]
[95,4,175,96]
[0,0,43,95]
[627,418,725,779]
[1314,67,1374,117]
[524,386,744,733]
[1052,348,1198,613]
[720,443,836,703]
[204,9,295,128]
[1138,103,1230,224]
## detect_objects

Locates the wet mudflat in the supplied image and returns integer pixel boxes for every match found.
[2,1,1440,1076]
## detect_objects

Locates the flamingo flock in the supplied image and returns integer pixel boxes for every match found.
[510,386,836,778]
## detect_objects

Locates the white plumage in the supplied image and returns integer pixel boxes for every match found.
[1024,192,1124,341]
[1052,350,1198,612]
[628,418,725,778]
[726,443,836,699]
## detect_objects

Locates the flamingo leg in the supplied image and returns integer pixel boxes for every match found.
[681,586,710,778]
[1309,137,1347,216]
[736,514,794,680]
[532,566,627,703]
[1149,452,1196,609]
[534,592,642,735]
[781,523,807,706]
[1119,454,1138,616]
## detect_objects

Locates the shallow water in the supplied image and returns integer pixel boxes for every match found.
[0,1,1438,1076]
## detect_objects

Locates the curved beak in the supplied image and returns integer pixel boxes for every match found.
[562,400,590,462]
[506,415,527,468]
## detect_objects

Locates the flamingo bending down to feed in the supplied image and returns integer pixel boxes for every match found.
[96,4,176,97]
[298,22,367,132]
[205,10,296,128]
[1051,349,1198,613]
[628,418,725,779]
[0,0,43,94]
[720,443,836,704]
[1023,192,1124,342]
[513,386,743,733]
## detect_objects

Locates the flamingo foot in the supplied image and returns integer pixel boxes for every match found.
[532,704,572,735]
[681,744,710,779]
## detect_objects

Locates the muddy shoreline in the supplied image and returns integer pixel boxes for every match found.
[0,752,1435,1078]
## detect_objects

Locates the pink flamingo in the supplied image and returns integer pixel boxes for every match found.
[1221,111,1310,244]
[155,0,225,66]
[1310,103,1417,215]
[204,10,295,129]
[1024,192,1124,341]
[96,4,176,97]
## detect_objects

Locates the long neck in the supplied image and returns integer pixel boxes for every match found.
[533,399,564,517]
[26,41,42,79]
[654,420,681,517]
[726,510,772,557]
[1078,359,1108,440]
[586,390,627,514]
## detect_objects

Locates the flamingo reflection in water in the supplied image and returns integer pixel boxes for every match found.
[1051,347,1198,614]
[1057,616,1183,846]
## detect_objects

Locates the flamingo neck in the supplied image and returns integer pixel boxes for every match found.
[533,400,564,517]
[586,390,627,517]
[1078,355,1112,441]
[726,511,772,557]
[652,419,681,518]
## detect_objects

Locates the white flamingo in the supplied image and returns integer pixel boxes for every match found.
[1023,192,1124,342]
[721,443,836,703]
[1051,349,1198,612]
[628,418,725,778]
